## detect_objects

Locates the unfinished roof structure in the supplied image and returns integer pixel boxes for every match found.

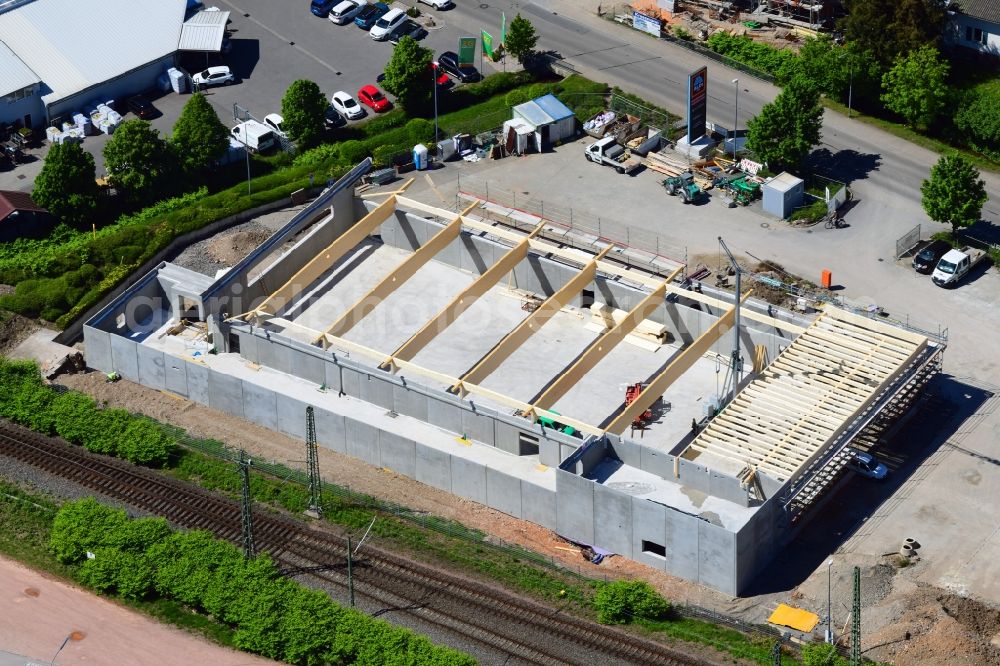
[684,308,929,480]
[83,162,945,595]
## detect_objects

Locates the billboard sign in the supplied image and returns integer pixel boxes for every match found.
[459,37,476,66]
[632,11,662,37]
[686,66,708,142]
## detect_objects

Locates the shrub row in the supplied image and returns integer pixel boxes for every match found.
[0,359,173,466]
[706,32,800,84]
[51,498,476,665]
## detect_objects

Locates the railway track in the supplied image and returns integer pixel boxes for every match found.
[0,420,712,666]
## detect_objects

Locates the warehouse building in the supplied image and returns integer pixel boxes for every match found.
[82,162,945,595]
[0,0,224,129]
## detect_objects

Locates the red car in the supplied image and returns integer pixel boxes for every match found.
[358,84,391,113]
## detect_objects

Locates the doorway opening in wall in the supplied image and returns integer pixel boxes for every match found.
[229,333,241,354]
[642,540,667,559]
[581,289,595,309]
[518,432,540,456]
[178,296,199,320]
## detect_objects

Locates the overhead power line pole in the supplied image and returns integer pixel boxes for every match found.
[238,449,255,559]
[852,566,862,665]
[306,406,322,517]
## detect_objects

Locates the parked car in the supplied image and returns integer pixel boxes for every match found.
[430,64,451,89]
[846,449,888,480]
[331,90,364,120]
[358,85,391,112]
[263,113,286,137]
[192,65,234,88]
[324,106,345,129]
[437,51,480,83]
[310,0,337,17]
[328,0,362,24]
[912,239,952,274]
[418,0,453,7]
[369,7,406,40]
[354,2,389,29]
[388,19,427,44]
[230,120,276,152]
[126,94,156,119]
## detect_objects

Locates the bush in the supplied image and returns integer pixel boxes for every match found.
[406,118,435,144]
[505,87,535,107]
[955,80,1000,161]
[801,643,849,666]
[706,32,799,83]
[49,497,129,563]
[338,140,369,165]
[77,548,156,600]
[593,580,671,624]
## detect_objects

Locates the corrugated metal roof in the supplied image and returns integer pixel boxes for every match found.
[0,0,185,107]
[0,39,38,96]
[956,0,1000,24]
[513,100,551,127]
[533,93,574,122]
[179,9,229,52]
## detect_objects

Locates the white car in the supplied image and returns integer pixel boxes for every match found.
[328,0,362,24]
[418,0,453,8]
[191,65,234,88]
[263,113,285,137]
[331,91,364,120]
[369,7,406,40]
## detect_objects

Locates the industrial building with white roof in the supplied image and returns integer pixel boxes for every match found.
[0,0,226,129]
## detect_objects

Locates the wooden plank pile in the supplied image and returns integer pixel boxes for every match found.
[643,150,717,191]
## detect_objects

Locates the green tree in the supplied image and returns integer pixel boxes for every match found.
[841,0,945,70]
[880,45,949,128]
[921,154,988,235]
[955,82,1000,161]
[593,580,671,625]
[170,92,229,174]
[31,141,99,226]
[504,13,538,64]
[103,119,175,202]
[382,36,434,113]
[745,75,824,170]
[281,79,328,148]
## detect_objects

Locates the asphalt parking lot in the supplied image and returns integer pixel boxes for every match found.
[0,0,504,192]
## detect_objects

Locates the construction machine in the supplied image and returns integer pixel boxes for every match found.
[662,171,702,204]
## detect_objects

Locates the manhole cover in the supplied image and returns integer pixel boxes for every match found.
[16,174,25,180]
[606,481,656,495]
[479,3,489,8]
[760,222,769,228]
[69,631,86,641]
[23,588,39,597]
[289,41,295,46]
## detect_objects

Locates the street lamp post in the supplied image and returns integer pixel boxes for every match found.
[432,61,440,149]
[731,78,739,160]
[847,60,854,119]
[826,559,834,644]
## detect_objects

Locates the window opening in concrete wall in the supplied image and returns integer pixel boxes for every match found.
[518,432,540,456]
[229,333,241,354]
[642,540,667,559]
[581,289,595,308]
[178,296,199,320]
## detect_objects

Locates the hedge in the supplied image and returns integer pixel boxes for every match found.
[593,579,671,625]
[0,358,174,466]
[51,499,476,665]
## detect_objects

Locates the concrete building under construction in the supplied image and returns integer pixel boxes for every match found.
[83,162,945,595]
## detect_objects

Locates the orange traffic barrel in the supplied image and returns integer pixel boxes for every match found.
[821,270,832,289]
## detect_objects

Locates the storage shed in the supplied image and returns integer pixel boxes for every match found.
[762,171,804,219]
[512,93,576,147]
[0,190,51,242]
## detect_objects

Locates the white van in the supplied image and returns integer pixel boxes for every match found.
[230,120,276,152]
[370,7,406,40]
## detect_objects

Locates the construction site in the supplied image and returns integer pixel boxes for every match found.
[82,162,945,596]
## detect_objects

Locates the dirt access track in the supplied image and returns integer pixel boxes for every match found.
[0,555,275,666]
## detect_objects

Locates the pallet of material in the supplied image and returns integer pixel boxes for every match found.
[585,303,670,351]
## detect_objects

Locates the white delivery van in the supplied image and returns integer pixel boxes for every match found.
[230,120,276,153]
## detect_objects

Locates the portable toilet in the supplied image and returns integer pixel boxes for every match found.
[413,143,428,170]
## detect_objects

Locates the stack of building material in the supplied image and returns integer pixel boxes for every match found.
[167,67,188,94]
[92,103,122,135]
[72,113,92,135]
[585,303,669,350]
[45,126,60,143]
[642,149,689,176]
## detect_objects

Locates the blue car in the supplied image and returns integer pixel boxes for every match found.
[310,0,336,17]
[354,2,389,29]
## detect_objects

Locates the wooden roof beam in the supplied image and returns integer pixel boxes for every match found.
[606,290,751,435]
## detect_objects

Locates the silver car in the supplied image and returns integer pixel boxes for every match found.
[847,450,888,480]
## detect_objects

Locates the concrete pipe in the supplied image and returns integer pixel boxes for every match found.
[899,543,916,558]
[904,538,921,550]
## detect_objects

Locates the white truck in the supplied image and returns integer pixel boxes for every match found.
[230,120,276,153]
[931,246,986,287]
[584,136,640,175]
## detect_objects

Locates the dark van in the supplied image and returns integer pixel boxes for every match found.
[912,239,952,274]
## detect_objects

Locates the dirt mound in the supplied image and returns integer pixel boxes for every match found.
[867,587,1000,665]
[205,227,271,266]
[0,311,39,356]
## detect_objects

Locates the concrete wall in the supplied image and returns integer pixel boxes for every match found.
[554,467,740,595]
